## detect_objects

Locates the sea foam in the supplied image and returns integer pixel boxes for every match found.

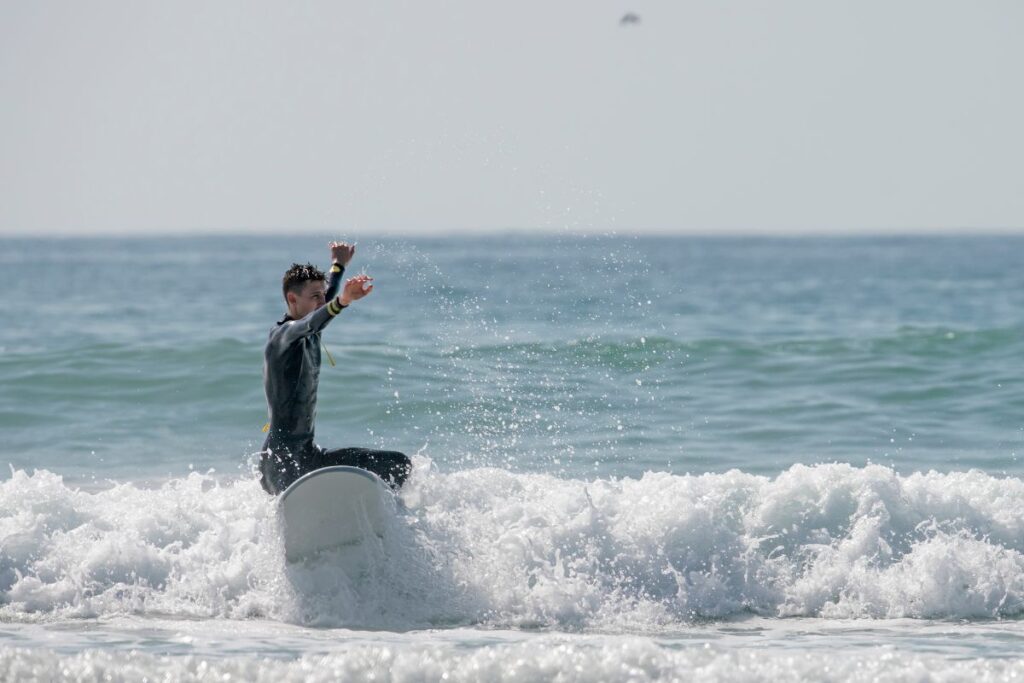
[2,461,1024,629]
[3,639,1024,683]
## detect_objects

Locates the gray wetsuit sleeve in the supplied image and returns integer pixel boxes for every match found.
[277,303,340,345]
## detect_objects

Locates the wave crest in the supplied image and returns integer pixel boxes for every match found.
[2,462,1024,629]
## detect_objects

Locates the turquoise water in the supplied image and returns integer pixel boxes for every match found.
[3,235,1023,480]
[2,235,1024,681]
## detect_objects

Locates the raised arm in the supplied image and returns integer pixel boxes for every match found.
[326,241,355,300]
[276,302,340,345]
[276,271,373,346]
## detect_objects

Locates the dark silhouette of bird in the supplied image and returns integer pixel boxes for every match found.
[620,12,641,26]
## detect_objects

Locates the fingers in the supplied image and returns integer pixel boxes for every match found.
[345,276,373,291]
[344,275,373,298]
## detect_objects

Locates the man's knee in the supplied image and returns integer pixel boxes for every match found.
[258,454,281,495]
[259,450,302,496]
[382,450,411,488]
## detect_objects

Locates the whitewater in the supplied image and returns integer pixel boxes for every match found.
[2,235,1024,680]
[5,462,1024,680]
[5,461,1024,625]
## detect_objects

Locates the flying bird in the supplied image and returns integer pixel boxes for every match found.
[620,12,641,26]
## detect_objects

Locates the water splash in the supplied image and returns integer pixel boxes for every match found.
[3,462,1024,629]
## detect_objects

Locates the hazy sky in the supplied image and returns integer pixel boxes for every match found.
[1,1,1022,236]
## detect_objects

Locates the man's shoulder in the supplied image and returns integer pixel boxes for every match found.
[266,316,314,348]
[270,313,296,332]
[266,319,293,346]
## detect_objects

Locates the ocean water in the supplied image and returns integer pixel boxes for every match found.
[2,234,1024,681]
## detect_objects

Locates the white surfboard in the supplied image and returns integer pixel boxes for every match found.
[278,466,390,563]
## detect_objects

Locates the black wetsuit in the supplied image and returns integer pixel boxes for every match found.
[259,263,411,495]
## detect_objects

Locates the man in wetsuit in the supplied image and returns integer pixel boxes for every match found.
[259,241,411,495]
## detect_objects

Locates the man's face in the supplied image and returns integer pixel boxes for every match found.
[289,280,327,318]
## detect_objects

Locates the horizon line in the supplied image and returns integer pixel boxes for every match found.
[2,225,1024,239]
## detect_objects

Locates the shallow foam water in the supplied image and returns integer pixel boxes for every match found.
[3,235,1024,679]
[3,463,1024,679]
[4,621,1024,682]
[5,462,1024,627]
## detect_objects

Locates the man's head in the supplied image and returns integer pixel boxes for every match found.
[282,263,327,319]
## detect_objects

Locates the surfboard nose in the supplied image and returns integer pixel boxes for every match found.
[279,466,390,562]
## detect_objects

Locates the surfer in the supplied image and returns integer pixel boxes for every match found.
[259,241,412,495]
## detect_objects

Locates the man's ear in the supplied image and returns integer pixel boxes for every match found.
[286,291,296,306]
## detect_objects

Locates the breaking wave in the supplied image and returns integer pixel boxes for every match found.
[3,460,1024,629]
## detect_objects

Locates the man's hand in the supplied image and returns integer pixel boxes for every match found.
[329,241,355,266]
[339,275,374,306]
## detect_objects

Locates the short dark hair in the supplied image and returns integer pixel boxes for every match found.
[282,262,326,300]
